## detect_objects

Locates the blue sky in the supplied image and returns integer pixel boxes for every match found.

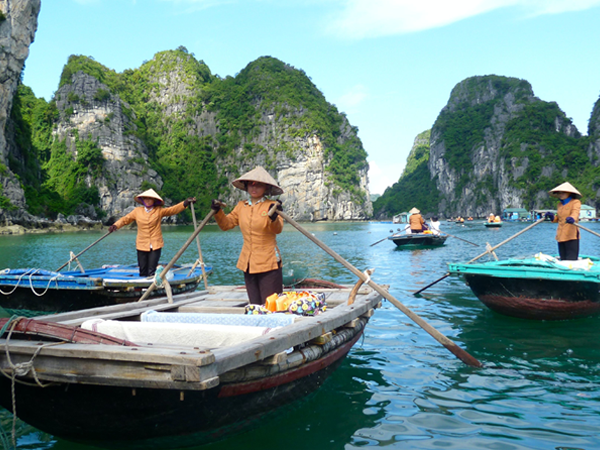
[22,0,600,195]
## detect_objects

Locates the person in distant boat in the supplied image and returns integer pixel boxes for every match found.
[494,216,501,223]
[429,216,441,235]
[211,166,284,305]
[408,207,425,234]
[488,214,495,223]
[544,182,582,261]
[108,189,196,277]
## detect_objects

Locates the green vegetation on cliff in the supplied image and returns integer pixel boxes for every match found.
[373,131,439,217]
[13,50,369,218]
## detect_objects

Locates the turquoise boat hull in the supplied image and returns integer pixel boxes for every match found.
[448,255,600,320]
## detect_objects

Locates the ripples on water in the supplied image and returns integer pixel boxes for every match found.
[1,221,599,449]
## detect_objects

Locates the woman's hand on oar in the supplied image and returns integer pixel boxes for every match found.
[414,218,546,295]
[270,206,482,368]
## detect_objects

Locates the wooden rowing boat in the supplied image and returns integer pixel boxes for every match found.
[0,264,212,314]
[448,253,600,320]
[484,221,502,228]
[0,281,382,448]
[388,234,448,248]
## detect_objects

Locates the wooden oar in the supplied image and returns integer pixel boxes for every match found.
[370,231,405,247]
[271,206,482,368]
[440,231,479,247]
[414,217,546,295]
[55,231,111,272]
[189,203,209,289]
[573,223,600,239]
[138,209,217,302]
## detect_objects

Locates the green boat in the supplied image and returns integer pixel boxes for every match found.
[448,253,600,320]
[388,234,448,248]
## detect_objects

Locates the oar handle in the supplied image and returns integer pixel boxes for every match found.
[573,223,600,239]
[138,209,217,302]
[274,208,482,368]
[55,232,112,272]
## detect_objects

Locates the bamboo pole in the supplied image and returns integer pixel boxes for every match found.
[190,203,209,289]
[271,206,483,368]
[55,232,111,272]
[574,222,600,239]
[138,209,217,302]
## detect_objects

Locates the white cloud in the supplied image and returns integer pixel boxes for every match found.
[336,84,368,114]
[327,0,600,39]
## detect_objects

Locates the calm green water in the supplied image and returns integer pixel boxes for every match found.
[1,220,600,450]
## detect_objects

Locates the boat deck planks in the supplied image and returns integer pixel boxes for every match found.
[0,285,383,390]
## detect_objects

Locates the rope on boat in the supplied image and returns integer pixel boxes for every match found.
[27,270,61,297]
[0,268,63,297]
[0,317,64,448]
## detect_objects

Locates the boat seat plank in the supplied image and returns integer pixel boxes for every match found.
[55,297,215,326]
[0,353,219,389]
[0,340,215,366]
[36,291,209,323]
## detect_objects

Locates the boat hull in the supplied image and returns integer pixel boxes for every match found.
[484,222,502,227]
[0,331,361,449]
[0,265,209,314]
[464,274,600,320]
[389,235,447,248]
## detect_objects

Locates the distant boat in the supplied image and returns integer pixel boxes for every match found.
[484,221,502,228]
[388,234,447,248]
[0,263,212,314]
[448,253,600,320]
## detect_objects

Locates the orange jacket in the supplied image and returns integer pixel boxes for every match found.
[552,198,581,242]
[114,202,186,251]
[215,199,284,274]
[409,213,425,231]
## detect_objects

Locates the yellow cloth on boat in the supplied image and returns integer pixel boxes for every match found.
[81,319,276,347]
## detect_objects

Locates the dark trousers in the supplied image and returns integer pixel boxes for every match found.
[137,248,162,277]
[244,266,283,305]
[558,239,579,261]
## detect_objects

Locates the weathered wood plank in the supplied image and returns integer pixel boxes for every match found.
[0,340,215,366]
[36,290,209,323]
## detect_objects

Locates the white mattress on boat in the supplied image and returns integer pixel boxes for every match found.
[534,253,594,270]
[81,319,277,347]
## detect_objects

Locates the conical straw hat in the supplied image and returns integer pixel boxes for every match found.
[548,182,582,199]
[409,207,420,214]
[134,188,164,206]
[233,166,284,196]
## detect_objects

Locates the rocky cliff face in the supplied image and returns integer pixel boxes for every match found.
[429,76,581,217]
[54,72,163,219]
[0,0,40,218]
